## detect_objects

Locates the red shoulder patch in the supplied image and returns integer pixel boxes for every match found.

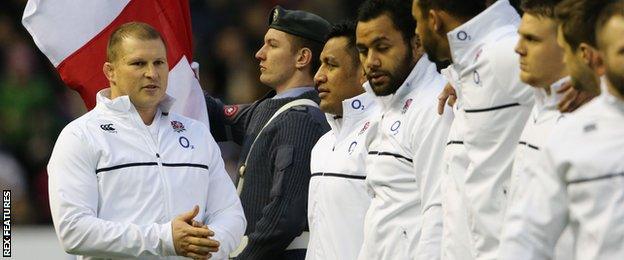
[224,105,239,118]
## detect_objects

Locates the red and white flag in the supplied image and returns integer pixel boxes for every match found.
[22,0,209,126]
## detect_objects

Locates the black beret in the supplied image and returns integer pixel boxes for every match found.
[268,5,331,43]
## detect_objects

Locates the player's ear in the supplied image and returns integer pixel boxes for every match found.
[103,62,115,83]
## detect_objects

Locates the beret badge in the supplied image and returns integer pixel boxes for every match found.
[272,8,279,24]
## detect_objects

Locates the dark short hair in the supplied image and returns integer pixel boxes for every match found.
[290,34,325,77]
[416,0,487,21]
[357,0,416,46]
[325,21,359,66]
[555,0,611,50]
[521,0,563,18]
[107,22,166,62]
[596,0,624,48]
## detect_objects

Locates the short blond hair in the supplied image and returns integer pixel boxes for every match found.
[106,22,166,62]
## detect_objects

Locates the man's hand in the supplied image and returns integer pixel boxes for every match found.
[557,82,598,113]
[438,83,457,115]
[191,219,220,254]
[172,205,220,259]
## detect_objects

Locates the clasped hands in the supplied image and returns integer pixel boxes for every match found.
[172,205,220,259]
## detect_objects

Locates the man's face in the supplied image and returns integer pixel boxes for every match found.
[515,14,566,88]
[255,28,298,88]
[356,14,415,96]
[600,16,624,98]
[314,37,365,115]
[105,37,168,110]
[412,0,448,63]
[557,25,600,93]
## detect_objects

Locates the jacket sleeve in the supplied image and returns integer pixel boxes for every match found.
[47,125,177,258]
[202,129,246,259]
[205,93,254,144]
[411,106,453,260]
[237,110,329,259]
[460,45,534,258]
[498,144,569,260]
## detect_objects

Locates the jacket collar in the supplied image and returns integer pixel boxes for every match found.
[325,91,376,133]
[447,0,520,69]
[600,76,609,96]
[604,87,624,116]
[273,86,316,99]
[364,55,437,111]
[534,76,569,111]
[95,88,175,114]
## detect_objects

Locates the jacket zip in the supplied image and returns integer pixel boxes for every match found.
[134,111,172,220]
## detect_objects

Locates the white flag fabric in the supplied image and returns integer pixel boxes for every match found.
[22,0,209,126]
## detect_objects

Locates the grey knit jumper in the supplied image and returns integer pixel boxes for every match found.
[206,89,329,259]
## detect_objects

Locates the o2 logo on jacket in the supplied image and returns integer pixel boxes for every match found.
[456,30,471,41]
[390,120,401,135]
[473,70,481,85]
[179,136,194,149]
[348,141,357,154]
[351,99,365,110]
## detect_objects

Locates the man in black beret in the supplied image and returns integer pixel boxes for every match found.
[204,5,331,260]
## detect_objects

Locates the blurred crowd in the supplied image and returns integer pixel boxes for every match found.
[0,0,86,224]
[0,0,361,224]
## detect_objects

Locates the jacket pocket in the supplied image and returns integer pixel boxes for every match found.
[271,145,294,197]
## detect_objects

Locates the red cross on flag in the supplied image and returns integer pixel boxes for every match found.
[22,0,209,126]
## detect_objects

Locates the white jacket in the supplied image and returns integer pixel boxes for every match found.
[498,92,624,260]
[47,89,246,260]
[358,56,453,260]
[499,78,574,260]
[439,65,473,260]
[440,1,534,259]
[307,92,379,260]
[508,78,567,204]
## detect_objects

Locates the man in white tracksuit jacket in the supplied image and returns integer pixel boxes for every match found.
[307,94,378,260]
[306,21,379,260]
[413,1,534,259]
[499,2,573,259]
[47,23,245,260]
[356,1,453,258]
[498,4,624,259]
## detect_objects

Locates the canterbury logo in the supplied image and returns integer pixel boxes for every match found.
[100,124,117,133]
